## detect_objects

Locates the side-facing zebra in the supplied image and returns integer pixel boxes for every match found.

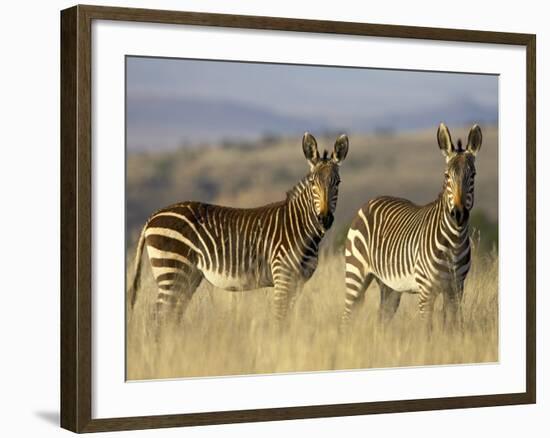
[129,132,349,324]
[341,123,482,330]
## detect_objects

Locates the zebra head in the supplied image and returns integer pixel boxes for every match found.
[437,123,482,226]
[302,132,349,230]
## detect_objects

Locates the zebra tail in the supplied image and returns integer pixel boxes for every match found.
[128,224,147,308]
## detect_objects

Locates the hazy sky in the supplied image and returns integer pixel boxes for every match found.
[126,56,498,150]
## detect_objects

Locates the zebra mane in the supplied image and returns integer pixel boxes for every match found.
[286,151,334,201]
[286,175,310,201]
[286,152,332,201]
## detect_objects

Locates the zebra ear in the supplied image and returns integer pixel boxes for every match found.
[302,132,319,166]
[467,124,482,156]
[437,122,455,158]
[332,134,349,164]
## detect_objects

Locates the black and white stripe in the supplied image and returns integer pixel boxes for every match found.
[341,123,482,330]
[129,132,349,323]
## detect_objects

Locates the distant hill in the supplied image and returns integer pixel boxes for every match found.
[127,96,329,151]
[127,96,497,151]
[355,97,497,134]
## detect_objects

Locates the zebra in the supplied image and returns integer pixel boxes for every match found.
[341,123,482,331]
[128,132,349,325]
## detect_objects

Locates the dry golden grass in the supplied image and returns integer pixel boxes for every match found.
[126,243,498,381]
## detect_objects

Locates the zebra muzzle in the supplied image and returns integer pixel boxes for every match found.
[318,212,334,230]
[450,206,468,226]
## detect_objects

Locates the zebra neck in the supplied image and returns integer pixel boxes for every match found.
[437,195,469,252]
[286,179,325,238]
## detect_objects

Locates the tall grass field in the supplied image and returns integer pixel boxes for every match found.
[126,241,498,380]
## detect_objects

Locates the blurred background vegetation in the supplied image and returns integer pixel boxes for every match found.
[127,127,498,255]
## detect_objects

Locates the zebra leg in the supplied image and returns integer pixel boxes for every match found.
[442,283,464,332]
[173,270,204,323]
[457,282,465,332]
[270,264,297,324]
[270,257,301,326]
[153,268,203,338]
[340,272,374,329]
[272,282,297,324]
[287,281,302,313]
[378,281,402,325]
[418,287,436,335]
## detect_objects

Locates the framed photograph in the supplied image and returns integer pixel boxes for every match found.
[60,4,536,433]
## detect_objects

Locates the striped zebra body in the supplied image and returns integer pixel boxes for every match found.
[129,133,349,324]
[341,123,482,329]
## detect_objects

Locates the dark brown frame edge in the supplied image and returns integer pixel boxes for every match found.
[60,4,536,433]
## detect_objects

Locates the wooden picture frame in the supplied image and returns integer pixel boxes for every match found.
[60,4,536,433]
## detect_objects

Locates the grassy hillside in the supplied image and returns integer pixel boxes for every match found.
[126,125,499,254]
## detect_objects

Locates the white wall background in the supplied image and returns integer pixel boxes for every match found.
[0,0,545,436]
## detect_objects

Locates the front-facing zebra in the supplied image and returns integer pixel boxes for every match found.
[129,132,349,324]
[342,123,482,330]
